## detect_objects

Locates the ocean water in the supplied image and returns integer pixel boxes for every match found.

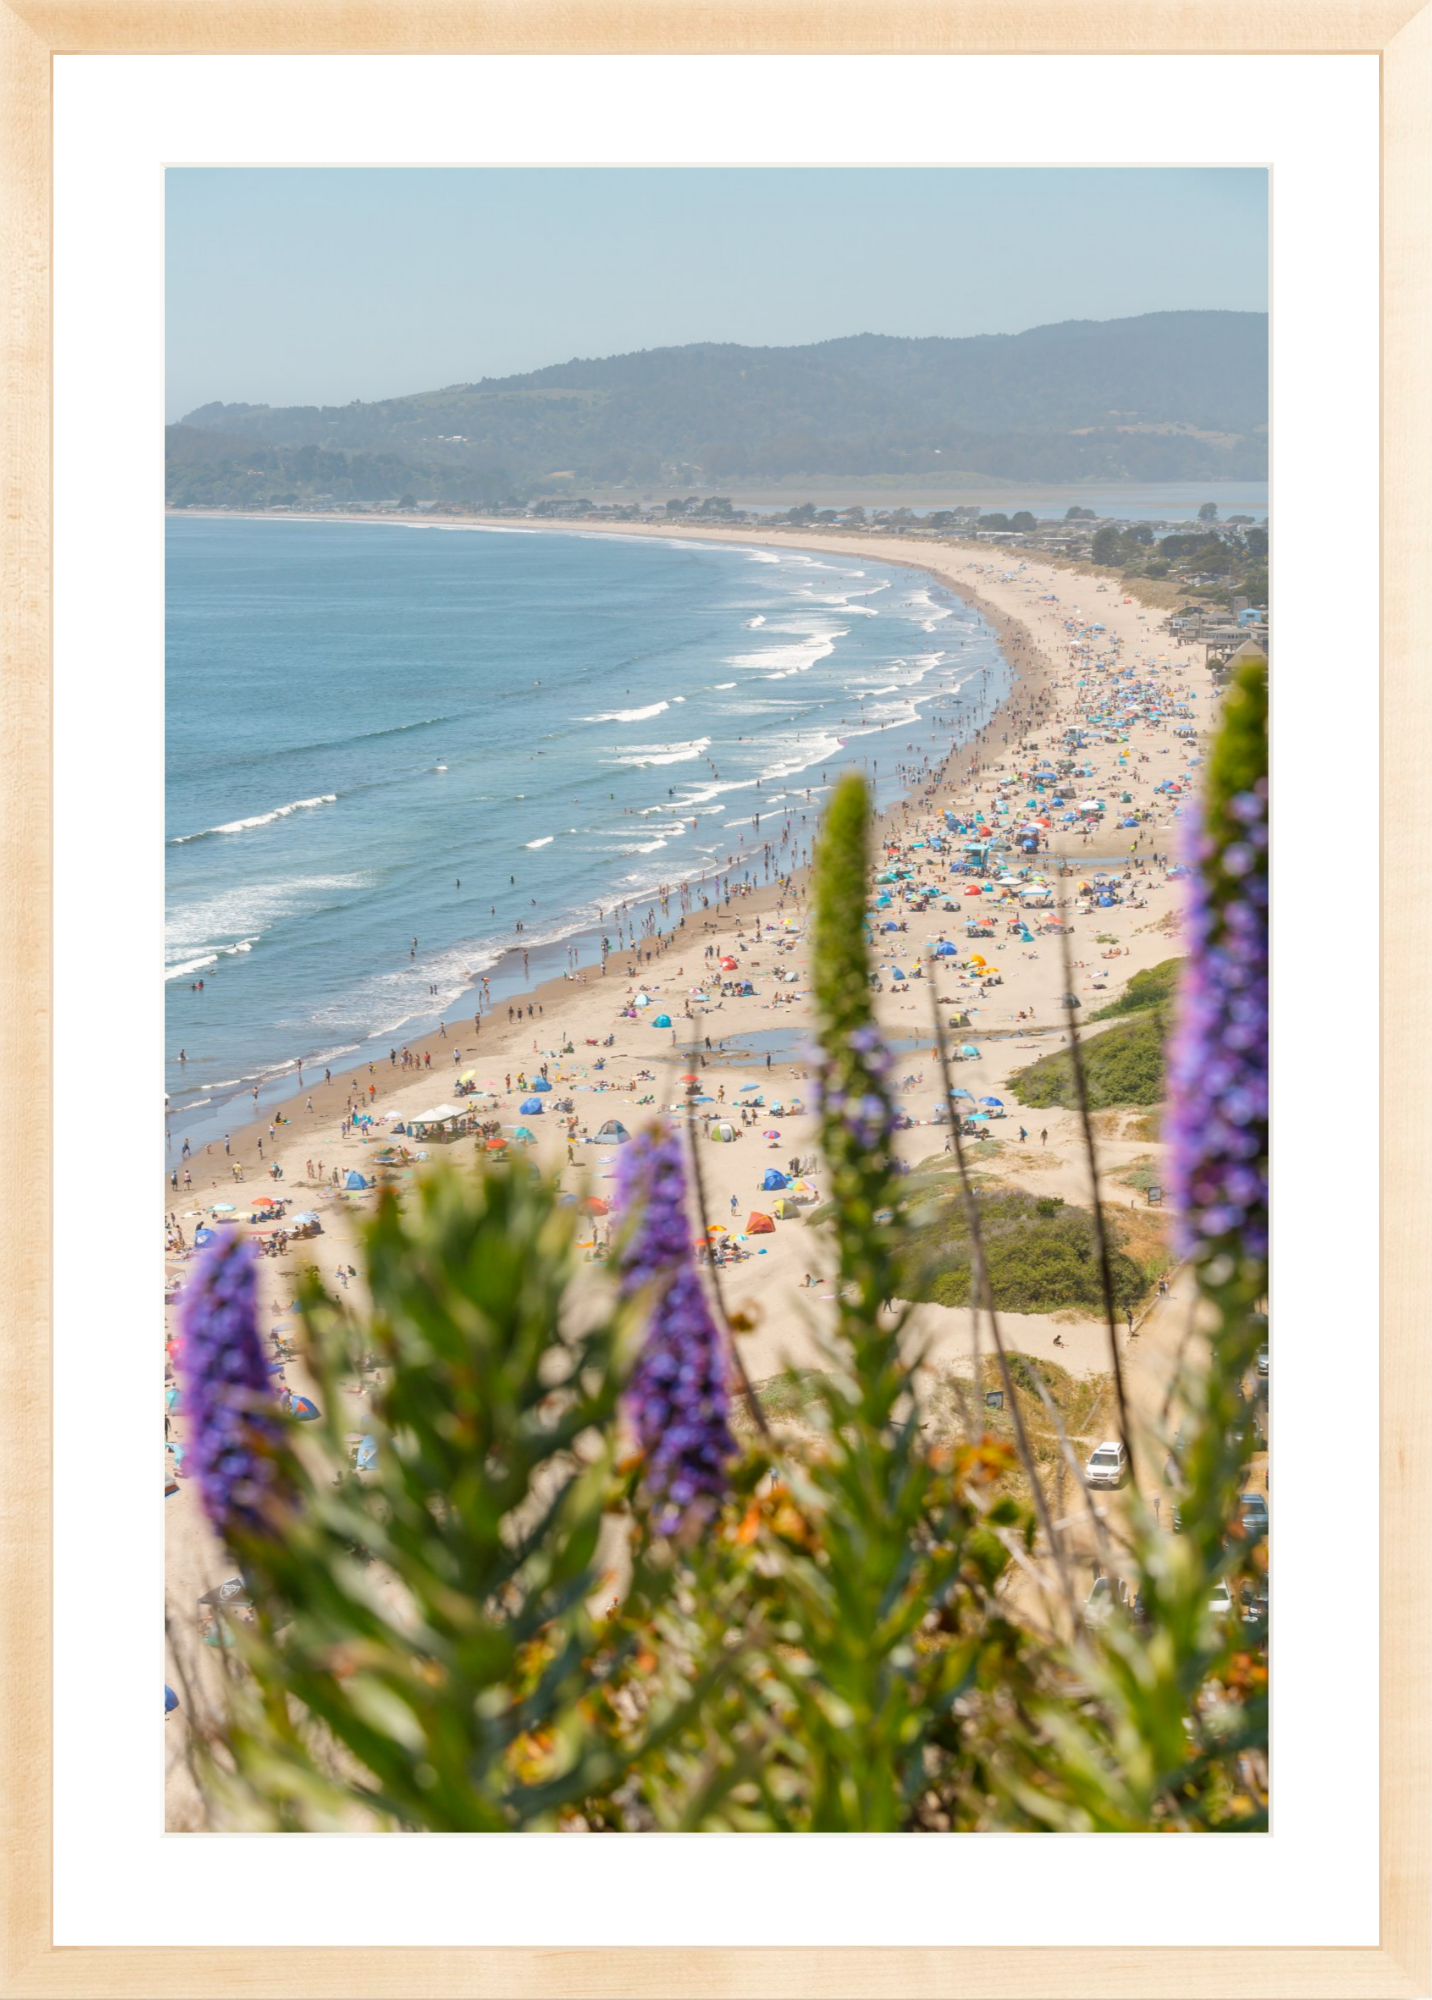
[165,518,1011,1141]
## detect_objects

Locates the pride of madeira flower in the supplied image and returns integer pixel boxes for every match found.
[616,1123,735,1534]
[177,1233,286,1541]
[1166,656,1269,1280]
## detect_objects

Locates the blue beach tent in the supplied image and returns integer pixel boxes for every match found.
[344,1170,369,1191]
[530,1075,552,1092]
[761,1169,789,1191]
[519,1096,544,1114]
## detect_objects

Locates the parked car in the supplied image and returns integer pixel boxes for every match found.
[1084,1574,1126,1625]
[1085,1440,1128,1489]
[1208,1579,1234,1617]
[1257,1344,1269,1377]
[1239,1491,1269,1536]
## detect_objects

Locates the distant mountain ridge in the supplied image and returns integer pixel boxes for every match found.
[170,311,1268,508]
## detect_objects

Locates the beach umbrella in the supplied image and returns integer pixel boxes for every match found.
[211,1203,235,1215]
[679,1073,699,1083]
[165,1685,179,1715]
[199,1577,252,1609]
[485,1136,508,1151]
[584,1196,611,1215]
[951,1088,975,1102]
[519,1096,544,1114]
[737,1083,762,1094]
[706,1223,728,1238]
[981,1096,1004,1108]
[763,1129,781,1140]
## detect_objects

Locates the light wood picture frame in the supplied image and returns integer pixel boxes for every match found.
[2,5,1427,1994]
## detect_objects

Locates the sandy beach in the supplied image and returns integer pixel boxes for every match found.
[164,524,1235,1822]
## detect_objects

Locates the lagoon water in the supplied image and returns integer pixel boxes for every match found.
[165,518,1011,1137]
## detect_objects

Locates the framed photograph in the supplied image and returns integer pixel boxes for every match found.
[3,5,1427,1995]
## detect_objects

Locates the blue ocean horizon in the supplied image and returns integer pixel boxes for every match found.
[165,518,1011,1144]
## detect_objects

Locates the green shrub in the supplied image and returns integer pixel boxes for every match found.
[1090,956,1183,1020]
[900,1187,1150,1315]
[1011,1010,1166,1109]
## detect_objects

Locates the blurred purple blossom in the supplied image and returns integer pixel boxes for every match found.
[178,1234,286,1540]
[1167,780,1269,1265]
[616,1125,734,1533]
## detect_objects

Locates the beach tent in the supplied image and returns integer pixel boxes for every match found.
[512,1126,537,1145]
[530,1076,552,1092]
[633,991,651,1007]
[761,1168,789,1191]
[708,1122,736,1143]
[593,1119,631,1144]
[292,1397,320,1421]
[164,1685,179,1715]
[344,1170,370,1190]
[355,1436,378,1471]
[192,1226,220,1248]
[772,1197,799,1219]
[960,1045,981,1060]
[936,941,958,956]
[519,1097,545,1114]
[746,1212,776,1234]
[652,1013,672,1028]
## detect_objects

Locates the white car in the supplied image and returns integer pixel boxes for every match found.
[1208,1579,1234,1617]
[1084,1440,1128,1489]
[1084,1575,1126,1625]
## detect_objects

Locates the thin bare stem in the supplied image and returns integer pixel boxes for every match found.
[925,980,979,1439]
[927,953,1081,1632]
[681,1053,771,1440]
[1018,1347,1115,1576]
[1053,902,1138,1493]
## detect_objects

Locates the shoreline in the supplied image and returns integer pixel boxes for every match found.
[164,518,1044,1157]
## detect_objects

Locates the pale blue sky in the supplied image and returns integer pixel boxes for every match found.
[166,167,1268,421]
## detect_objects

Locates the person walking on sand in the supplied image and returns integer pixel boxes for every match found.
[1041,1128,1048,1146]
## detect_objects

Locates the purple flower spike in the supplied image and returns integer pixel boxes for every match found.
[616,1125,734,1534]
[178,1234,286,1541]
[1166,685,1269,1274]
